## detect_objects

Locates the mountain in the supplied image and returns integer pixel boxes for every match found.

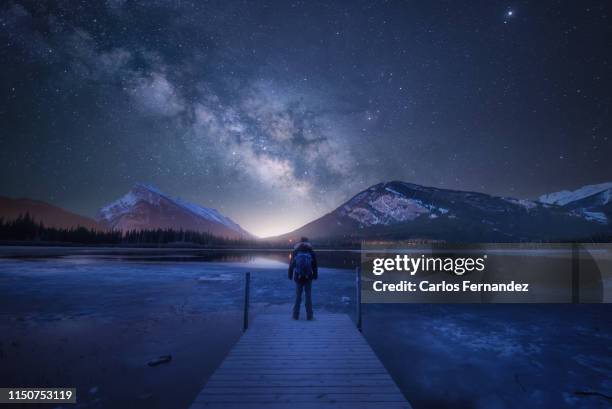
[0,196,103,230]
[538,182,612,224]
[97,184,252,239]
[538,182,612,206]
[279,181,610,242]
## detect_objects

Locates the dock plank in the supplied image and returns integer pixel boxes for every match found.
[189,313,411,409]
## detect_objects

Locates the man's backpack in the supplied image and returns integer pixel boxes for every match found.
[293,251,313,281]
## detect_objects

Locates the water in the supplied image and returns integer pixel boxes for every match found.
[0,252,357,321]
[0,247,610,409]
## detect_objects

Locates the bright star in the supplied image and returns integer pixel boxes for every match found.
[506,10,514,17]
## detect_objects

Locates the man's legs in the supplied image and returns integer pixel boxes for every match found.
[304,279,313,320]
[292,280,303,319]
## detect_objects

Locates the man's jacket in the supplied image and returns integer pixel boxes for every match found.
[288,241,318,280]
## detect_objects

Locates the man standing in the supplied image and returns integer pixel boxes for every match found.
[288,237,318,320]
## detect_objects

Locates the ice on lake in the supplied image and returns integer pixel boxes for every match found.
[0,248,610,409]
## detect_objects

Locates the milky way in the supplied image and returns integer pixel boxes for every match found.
[1,1,611,236]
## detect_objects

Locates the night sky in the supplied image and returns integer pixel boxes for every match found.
[1,1,611,237]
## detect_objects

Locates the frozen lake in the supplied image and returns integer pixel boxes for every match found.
[0,247,610,409]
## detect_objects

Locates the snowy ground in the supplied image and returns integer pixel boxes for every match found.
[0,249,610,409]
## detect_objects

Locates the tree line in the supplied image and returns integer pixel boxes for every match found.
[0,213,258,247]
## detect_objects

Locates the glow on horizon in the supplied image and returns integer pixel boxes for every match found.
[231,198,331,238]
[242,217,310,239]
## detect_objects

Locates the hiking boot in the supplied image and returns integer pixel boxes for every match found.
[307,316,314,321]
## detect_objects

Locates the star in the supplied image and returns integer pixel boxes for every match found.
[1,1,610,237]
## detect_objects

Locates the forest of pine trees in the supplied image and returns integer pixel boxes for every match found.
[1,213,605,247]
[0,213,258,247]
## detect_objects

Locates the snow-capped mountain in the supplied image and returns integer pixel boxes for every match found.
[539,182,612,206]
[538,182,612,225]
[279,181,610,242]
[97,184,252,239]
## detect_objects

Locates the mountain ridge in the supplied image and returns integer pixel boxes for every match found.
[539,182,612,206]
[97,183,252,239]
[0,196,103,230]
[538,182,611,225]
[276,180,611,242]
[2,181,611,243]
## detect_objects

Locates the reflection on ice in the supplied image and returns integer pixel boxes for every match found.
[0,249,610,409]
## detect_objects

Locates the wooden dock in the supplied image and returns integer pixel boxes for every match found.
[189,313,411,409]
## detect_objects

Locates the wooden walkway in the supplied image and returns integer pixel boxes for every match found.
[189,313,411,409]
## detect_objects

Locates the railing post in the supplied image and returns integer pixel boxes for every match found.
[243,272,250,331]
[571,243,579,304]
[355,266,362,332]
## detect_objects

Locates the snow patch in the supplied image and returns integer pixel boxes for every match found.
[539,182,612,206]
[174,197,242,231]
[384,186,403,196]
[347,193,430,226]
[505,198,538,210]
[369,194,430,222]
[581,211,608,224]
[348,208,380,226]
